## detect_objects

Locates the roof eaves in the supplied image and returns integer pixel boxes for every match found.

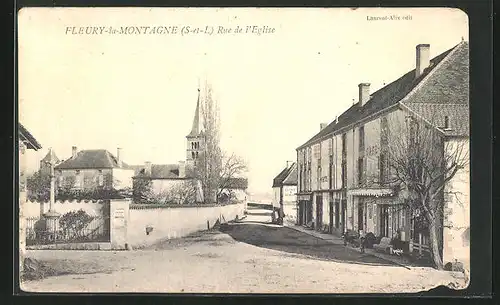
[18,123,42,150]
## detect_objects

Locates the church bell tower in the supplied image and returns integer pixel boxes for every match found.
[186,88,205,166]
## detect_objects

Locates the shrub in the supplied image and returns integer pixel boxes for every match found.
[59,210,94,240]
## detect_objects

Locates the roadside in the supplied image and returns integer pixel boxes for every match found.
[22,220,468,293]
[283,220,468,287]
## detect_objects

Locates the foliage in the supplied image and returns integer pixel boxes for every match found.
[57,187,131,201]
[26,171,51,202]
[132,177,154,203]
[58,209,94,239]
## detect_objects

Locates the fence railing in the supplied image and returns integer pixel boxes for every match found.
[26,216,110,245]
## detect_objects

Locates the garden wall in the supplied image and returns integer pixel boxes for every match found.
[24,200,106,218]
[126,202,245,249]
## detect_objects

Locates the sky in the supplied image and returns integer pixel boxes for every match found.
[18,7,469,197]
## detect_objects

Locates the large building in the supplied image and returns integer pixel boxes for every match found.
[54,147,135,192]
[296,41,469,266]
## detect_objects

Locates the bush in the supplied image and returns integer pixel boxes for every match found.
[59,210,94,240]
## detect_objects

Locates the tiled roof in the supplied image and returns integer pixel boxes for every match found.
[19,123,42,150]
[273,163,297,187]
[55,149,132,170]
[401,41,469,137]
[297,41,467,150]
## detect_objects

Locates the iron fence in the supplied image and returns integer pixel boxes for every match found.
[26,215,110,245]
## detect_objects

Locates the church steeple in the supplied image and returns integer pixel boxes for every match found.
[187,88,203,137]
[186,87,205,164]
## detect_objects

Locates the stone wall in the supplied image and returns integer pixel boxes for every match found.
[126,203,245,249]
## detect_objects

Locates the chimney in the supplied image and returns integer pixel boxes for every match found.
[358,83,371,107]
[416,44,430,79]
[145,161,152,176]
[286,160,293,168]
[320,123,328,131]
[71,146,77,158]
[335,116,339,124]
[116,148,123,165]
[179,161,186,178]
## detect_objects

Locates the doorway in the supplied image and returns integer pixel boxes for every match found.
[357,198,364,231]
[379,205,389,237]
[341,198,347,233]
[335,199,340,229]
[329,200,334,233]
[316,195,323,231]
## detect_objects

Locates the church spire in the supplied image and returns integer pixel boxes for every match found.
[187,87,203,138]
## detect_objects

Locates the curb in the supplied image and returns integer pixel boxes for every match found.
[284,223,413,270]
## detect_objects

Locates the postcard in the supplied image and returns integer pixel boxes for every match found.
[18,7,469,293]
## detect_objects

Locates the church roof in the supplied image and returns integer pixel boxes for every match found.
[187,89,203,138]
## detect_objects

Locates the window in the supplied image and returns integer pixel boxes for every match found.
[329,155,334,189]
[75,170,82,189]
[381,117,389,149]
[379,153,387,185]
[358,157,364,186]
[341,161,347,188]
[359,126,365,154]
[317,166,322,189]
[444,116,449,129]
[57,171,63,186]
[342,133,347,159]
[98,170,104,186]
[196,152,199,158]
[192,152,195,159]
[409,119,420,147]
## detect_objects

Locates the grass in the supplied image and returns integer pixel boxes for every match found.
[21,257,114,282]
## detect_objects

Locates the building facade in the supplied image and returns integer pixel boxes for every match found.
[54,147,135,192]
[296,41,469,266]
[272,162,298,223]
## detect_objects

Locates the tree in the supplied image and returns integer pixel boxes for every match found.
[378,113,469,269]
[26,171,50,202]
[132,177,154,203]
[216,153,248,202]
[190,80,248,204]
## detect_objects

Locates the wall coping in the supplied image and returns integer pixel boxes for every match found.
[27,199,109,204]
[130,202,243,210]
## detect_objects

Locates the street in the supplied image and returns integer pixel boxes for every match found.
[21,209,465,293]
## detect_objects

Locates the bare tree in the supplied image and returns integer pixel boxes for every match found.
[374,113,469,269]
[216,152,248,202]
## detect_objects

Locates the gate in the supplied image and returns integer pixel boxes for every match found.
[26,215,110,246]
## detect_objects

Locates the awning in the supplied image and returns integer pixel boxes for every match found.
[347,188,395,197]
[297,193,312,201]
